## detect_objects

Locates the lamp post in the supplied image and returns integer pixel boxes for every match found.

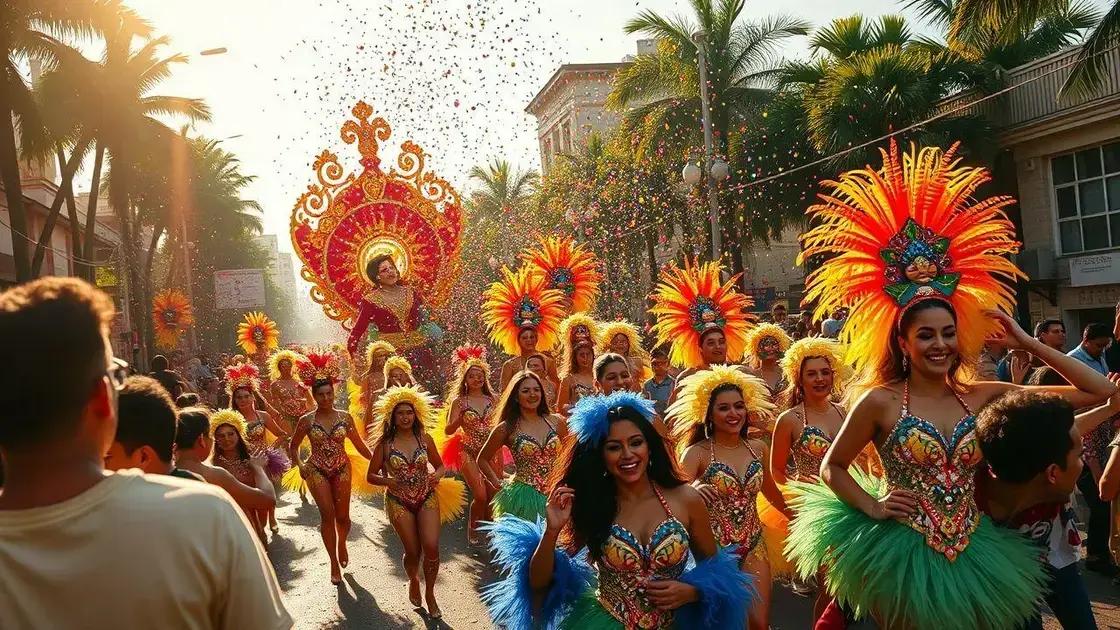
[684,30,730,263]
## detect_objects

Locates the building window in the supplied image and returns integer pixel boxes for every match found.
[1052,141,1120,254]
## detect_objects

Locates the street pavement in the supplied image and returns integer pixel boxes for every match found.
[270,493,1120,629]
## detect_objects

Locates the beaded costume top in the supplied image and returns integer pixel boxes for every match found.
[510,420,559,493]
[597,485,690,629]
[700,441,763,552]
[460,399,494,456]
[385,440,432,506]
[307,414,350,474]
[879,384,981,560]
[214,454,253,486]
[244,416,269,456]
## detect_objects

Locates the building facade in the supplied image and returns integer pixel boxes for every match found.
[252,233,299,305]
[950,46,1120,342]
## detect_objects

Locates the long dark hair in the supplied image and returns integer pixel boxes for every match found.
[228,385,268,417]
[375,401,421,453]
[494,370,552,433]
[685,382,751,448]
[446,364,496,405]
[210,421,251,461]
[551,405,684,560]
[561,341,594,379]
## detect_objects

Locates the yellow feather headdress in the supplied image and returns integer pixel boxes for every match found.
[383,355,414,382]
[779,337,853,397]
[209,409,248,437]
[364,340,398,366]
[744,323,792,361]
[482,266,566,356]
[371,385,437,437]
[521,235,603,313]
[557,313,601,352]
[666,365,776,452]
[650,259,755,369]
[267,349,307,381]
[237,311,280,355]
[798,141,1025,376]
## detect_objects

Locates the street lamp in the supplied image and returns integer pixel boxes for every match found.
[687,30,730,264]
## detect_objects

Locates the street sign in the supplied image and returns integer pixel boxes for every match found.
[214,269,267,310]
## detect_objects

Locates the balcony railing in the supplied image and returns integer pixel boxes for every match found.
[939,44,1120,131]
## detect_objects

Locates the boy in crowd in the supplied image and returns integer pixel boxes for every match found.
[641,348,674,418]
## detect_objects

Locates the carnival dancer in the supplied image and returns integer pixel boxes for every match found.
[440,344,500,544]
[525,353,557,406]
[743,323,792,397]
[651,259,755,411]
[286,350,376,585]
[483,266,565,390]
[366,386,466,619]
[785,141,1118,629]
[268,349,315,501]
[557,342,596,415]
[477,370,565,521]
[598,320,650,392]
[768,336,859,622]
[353,340,397,434]
[670,365,784,629]
[227,363,291,535]
[593,353,633,396]
[347,255,443,389]
[366,355,418,434]
[481,391,754,629]
[558,312,601,354]
[209,409,267,543]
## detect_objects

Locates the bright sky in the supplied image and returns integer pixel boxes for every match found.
[119,0,956,253]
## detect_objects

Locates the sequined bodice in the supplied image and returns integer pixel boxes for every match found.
[386,440,431,505]
[214,453,253,485]
[307,414,349,473]
[274,380,309,419]
[510,421,558,493]
[879,385,981,560]
[598,487,690,629]
[792,423,832,482]
[571,380,594,404]
[244,419,268,455]
[700,442,763,549]
[461,399,494,455]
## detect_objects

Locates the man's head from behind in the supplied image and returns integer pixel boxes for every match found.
[0,278,117,457]
[104,376,177,474]
[977,390,1082,502]
[175,407,212,459]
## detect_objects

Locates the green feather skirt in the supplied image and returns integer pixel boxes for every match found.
[491,478,547,522]
[785,471,1046,630]
[560,591,621,630]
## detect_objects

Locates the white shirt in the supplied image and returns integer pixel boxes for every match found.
[0,470,292,630]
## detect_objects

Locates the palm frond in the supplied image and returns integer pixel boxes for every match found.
[624,9,696,50]
[139,96,212,123]
[902,0,956,28]
[1060,1,1120,100]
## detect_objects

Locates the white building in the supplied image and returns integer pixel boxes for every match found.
[252,234,299,305]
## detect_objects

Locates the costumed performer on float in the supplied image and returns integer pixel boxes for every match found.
[439,344,500,544]
[650,259,755,412]
[365,385,466,619]
[743,323,792,398]
[670,365,784,629]
[480,391,754,630]
[483,265,566,392]
[285,350,377,585]
[784,141,1117,629]
[597,320,651,393]
[227,363,291,535]
[477,369,565,522]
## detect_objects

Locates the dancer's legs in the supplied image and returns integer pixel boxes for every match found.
[418,502,442,618]
[388,500,423,607]
[743,550,772,630]
[305,474,340,583]
[331,464,353,568]
[461,456,487,543]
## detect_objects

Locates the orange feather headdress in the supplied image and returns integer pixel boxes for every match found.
[521,235,603,314]
[798,141,1024,376]
[650,259,755,369]
[481,266,566,356]
[237,312,280,355]
[152,289,193,350]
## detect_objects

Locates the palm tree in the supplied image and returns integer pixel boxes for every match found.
[609,1,809,268]
[30,29,209,278]
[948,0,1112,99]
[467,159,538,218]
[0,0,130,281]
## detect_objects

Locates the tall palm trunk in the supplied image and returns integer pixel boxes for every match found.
[0,103,33,282]
[60,149,83,276]
[81,141,105,282]
[32,135,91,275]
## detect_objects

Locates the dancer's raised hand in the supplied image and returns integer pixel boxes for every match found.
[545,485,574,533]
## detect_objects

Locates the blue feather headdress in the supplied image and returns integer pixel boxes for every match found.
[567,391,655,447]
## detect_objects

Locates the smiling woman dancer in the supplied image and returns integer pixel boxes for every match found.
[439,344,499,544]
[366,385,465,619]
[784,142,1118,629]
[286,350,376,585]
[227,363,291,535]
[480,391,754,629]
[743,323,792,398]
[671,365,785,629]
[209,409,267,542]
[477,370,565,522]
[597,320,650,393]
[557,342,596,415]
